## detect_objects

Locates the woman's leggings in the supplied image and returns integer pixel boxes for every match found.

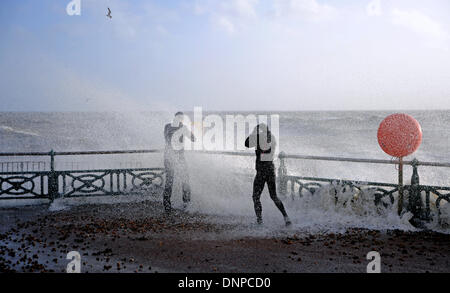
[252,165,288,220]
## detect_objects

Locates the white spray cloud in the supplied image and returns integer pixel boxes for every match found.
[216,15,236,34]
[366,0,382,17]
[391,8,449,41]
[193,0,259,34]
[273,0,337,21]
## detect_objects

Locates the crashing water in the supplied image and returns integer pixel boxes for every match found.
[1,111,449,234]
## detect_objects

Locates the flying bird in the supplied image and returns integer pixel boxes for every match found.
[107,8,112,19]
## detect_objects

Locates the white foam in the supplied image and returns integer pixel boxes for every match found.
[0,125,40,137]
[177,154,448,235]
[46,194,158,212]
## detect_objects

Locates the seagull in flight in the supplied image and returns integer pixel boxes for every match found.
[107,7,112,19]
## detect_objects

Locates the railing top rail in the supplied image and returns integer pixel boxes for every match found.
[0,149,164,157]
[190,150,450,168]
[277,153,450,168]
[53,150,163,156]
[0,149,449,168]
[0,152,51,157]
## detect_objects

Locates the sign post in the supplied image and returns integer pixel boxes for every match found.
[377,114,422,216]
[397,156,403,215]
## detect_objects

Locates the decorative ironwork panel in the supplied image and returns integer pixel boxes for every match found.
[57,168,165,198]
[285,175,397,207]
[412,185,450,224]
[0,171,48,199]
[126,170,164,193]
[284,175,450,221]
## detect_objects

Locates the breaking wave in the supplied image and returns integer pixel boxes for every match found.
[0,125,40,137]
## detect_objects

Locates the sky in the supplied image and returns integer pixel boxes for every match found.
[0,0,449,111]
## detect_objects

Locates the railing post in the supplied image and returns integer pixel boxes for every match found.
[397,157,404,215]
[408,158,424,226]
[48,150,58,201]
[278,151,287,196]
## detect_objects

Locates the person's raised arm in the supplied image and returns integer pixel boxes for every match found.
[271,133,277,154]
[189,129,196,142]
[183,125,195,142]
[164,124,170,145]
[245,127,258,148]
[245,136,251,148]
[182,125,195,142]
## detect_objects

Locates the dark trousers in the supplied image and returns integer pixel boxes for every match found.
[252,164,288,221]
[163,156,191,212]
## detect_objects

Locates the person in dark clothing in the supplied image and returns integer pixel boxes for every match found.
[163,112,195,213]
[245,123,291,226]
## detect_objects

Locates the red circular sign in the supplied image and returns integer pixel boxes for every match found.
[377,114,422,157]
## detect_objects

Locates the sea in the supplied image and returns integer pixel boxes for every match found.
[0,110,449,233]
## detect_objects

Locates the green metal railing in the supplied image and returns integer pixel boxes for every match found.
[0,149,449,227]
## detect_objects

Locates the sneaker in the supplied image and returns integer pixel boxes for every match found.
[164,208,173,217]
[182,202,190,211]
[256,218,263,225]
[284,217,292,227]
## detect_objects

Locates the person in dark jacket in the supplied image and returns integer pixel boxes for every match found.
[245,123,291,226]
[163,112,195,213]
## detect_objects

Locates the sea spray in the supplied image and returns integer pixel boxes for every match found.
[1,111,448,235]
[176,153,420,234]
